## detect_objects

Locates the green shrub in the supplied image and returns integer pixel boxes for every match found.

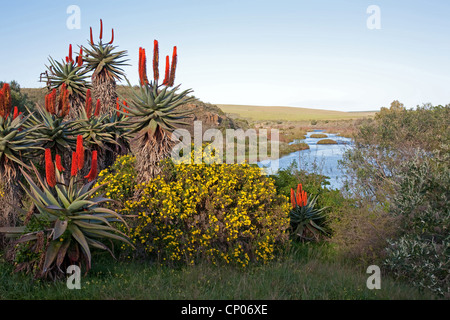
[384,235,449,297]
[382,150,449,297]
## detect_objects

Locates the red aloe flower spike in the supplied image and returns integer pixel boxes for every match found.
[45,149,56,188]
[85,89,92,116]
[163,55,170,86]
[45,93,49,113]
[65,56,69,63]
[71,151,78,177]
[290,188,296,209]
[296,189,302,206]
[168,46,177,87]
[13,106,18,120]
[84,151,98,182]
[153,40,159,82]
[99,19,103,40]
[55,154,65,172]
[76,135,84,170]
[123,100,129,114]
[90,27,94,45]
[109,28,114,44]
[303,190,307,206]
[139,47,149,86]
[60,84,70,117]
[0,91,4,119]
[51,89,57,114]
[116,97,120,117]
[69,44,73,63]
[2,83,11,115]
[78,46,83,67]
[94,99,101,116]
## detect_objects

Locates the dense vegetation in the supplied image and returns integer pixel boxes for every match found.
[337,102,449,297]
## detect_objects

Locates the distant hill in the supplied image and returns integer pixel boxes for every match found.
[216,104,376,122]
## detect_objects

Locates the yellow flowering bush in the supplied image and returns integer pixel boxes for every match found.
[94,154,137,208]
[126,160,289,266]
[99,152,290,266]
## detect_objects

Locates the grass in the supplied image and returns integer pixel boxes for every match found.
[310,134,328,139]
[0,243,436,300]
[317,139,338,145]
[217,104,376,122]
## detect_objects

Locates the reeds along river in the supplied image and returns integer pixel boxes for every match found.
[258,130,353,190]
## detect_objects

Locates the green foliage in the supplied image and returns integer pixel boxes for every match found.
[289,195,328,242]
[71,108,118,151]
[44,57,90,97]
[25,104,77,155]
[0,113,46,173]
[84,42,128,81]
[384,235,449,298]
[383,150,449,297]
[123,81,195,138]
[0,164,132,279]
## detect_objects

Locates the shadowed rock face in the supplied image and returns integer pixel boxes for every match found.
[177,100,249,136]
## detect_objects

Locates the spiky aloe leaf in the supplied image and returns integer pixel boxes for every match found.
[24,105,77,154]
[1,162,133,279]
[122,79,195,139]
[45,56,90,97]
[84,42,129,81]
[289,194,329,242]
[0,113,46,177]
[71,108,118,151]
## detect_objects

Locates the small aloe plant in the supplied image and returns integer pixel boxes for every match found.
[289,183,328,242]
[0,147,133,279]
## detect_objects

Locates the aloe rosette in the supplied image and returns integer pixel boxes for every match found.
[0,150,132,279]
[289,183,328,241]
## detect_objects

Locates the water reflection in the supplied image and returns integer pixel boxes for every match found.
[258,130,353,190]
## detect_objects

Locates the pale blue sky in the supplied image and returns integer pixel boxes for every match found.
[1,0,449,111]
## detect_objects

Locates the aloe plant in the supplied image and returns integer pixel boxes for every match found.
[123,41,194,182]
[25,102,77,155]
[0,151,132,279]
[289,184,328,242]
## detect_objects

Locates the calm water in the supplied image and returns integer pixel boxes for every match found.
[258,130,353,190]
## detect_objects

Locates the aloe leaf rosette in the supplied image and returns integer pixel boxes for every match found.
[24,104,78,154]
[289,184,328,242]
[0,162,132,279]
[0,112,46,175]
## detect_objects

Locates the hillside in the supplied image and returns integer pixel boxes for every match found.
[216,104,376,121]
[21,87,249,134]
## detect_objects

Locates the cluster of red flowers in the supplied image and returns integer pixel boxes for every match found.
[139,41,177,87]
[290,183,308,208]
[44,135,98,187]
[45,84,70,117]
[0,83,12,119]
[90,19,114,45]
[65,44,83,67]
[0,83,21,120]
[116,98,129,117]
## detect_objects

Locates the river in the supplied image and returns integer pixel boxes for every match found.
[258,130,353,190]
